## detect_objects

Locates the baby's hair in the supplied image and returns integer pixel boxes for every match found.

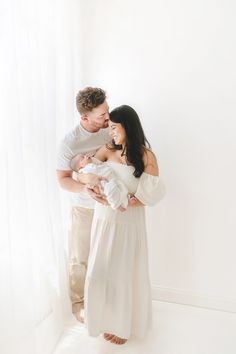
[70,154,83,171]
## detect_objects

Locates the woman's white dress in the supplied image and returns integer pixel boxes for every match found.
[84,161,160,339]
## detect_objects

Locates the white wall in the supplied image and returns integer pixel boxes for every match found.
[79,0,236,311]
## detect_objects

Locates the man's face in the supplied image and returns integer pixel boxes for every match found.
[83,101,110,131]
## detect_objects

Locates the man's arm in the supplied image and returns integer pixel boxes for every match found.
[57,170,87,193]
[57,170,106,201]
[76,172,106,186]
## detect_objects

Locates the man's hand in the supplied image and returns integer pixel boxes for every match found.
[117,205,126,212]
[85,185,108,205]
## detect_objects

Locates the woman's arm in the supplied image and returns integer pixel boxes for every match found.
[129,149,159,207]
[143,149,159,176]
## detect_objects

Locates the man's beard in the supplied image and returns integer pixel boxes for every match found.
[102,121,109,128]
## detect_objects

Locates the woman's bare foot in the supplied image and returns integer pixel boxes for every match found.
[110,335,127,345]
[103,333,115,341]
[103,333,127,345]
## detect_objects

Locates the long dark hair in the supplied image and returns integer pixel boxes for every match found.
[109,105,150,177]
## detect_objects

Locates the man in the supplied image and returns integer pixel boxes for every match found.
[57,87,110,322]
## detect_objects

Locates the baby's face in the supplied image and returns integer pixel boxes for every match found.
[79,155,92,168]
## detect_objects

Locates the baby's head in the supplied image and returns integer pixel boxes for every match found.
[71,154,92,171]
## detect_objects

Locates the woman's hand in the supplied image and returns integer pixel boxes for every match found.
[128,195,143,207]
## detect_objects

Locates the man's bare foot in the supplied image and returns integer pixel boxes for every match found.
[103,333,127,345]
[73,309,84,323]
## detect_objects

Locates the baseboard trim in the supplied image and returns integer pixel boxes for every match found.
[151,285,236,313]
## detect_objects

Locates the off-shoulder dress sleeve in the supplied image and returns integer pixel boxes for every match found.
[134,172,165,206]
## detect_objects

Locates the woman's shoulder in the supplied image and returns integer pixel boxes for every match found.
[94,143,113,161]
[142,147,159,176]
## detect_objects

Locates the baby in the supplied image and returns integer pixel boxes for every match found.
[71,154,129,210]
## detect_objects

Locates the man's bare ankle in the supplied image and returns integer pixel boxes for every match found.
[73,308,84,323]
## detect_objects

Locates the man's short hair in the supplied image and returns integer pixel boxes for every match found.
[76,87,106,115]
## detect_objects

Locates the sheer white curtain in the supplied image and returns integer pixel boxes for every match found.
[0,1,82,353]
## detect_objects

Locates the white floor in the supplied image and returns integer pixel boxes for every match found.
[53,301,236,354]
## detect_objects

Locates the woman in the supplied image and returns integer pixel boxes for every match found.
[84,105,160,345]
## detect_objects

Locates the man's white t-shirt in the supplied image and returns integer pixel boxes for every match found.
[57,123,110,208]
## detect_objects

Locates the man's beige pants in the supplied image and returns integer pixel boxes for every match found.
[68,206,94,314]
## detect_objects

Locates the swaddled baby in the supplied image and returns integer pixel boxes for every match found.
[71,154,128,210]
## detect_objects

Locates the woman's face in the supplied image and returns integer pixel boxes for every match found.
[109,121,126,145]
